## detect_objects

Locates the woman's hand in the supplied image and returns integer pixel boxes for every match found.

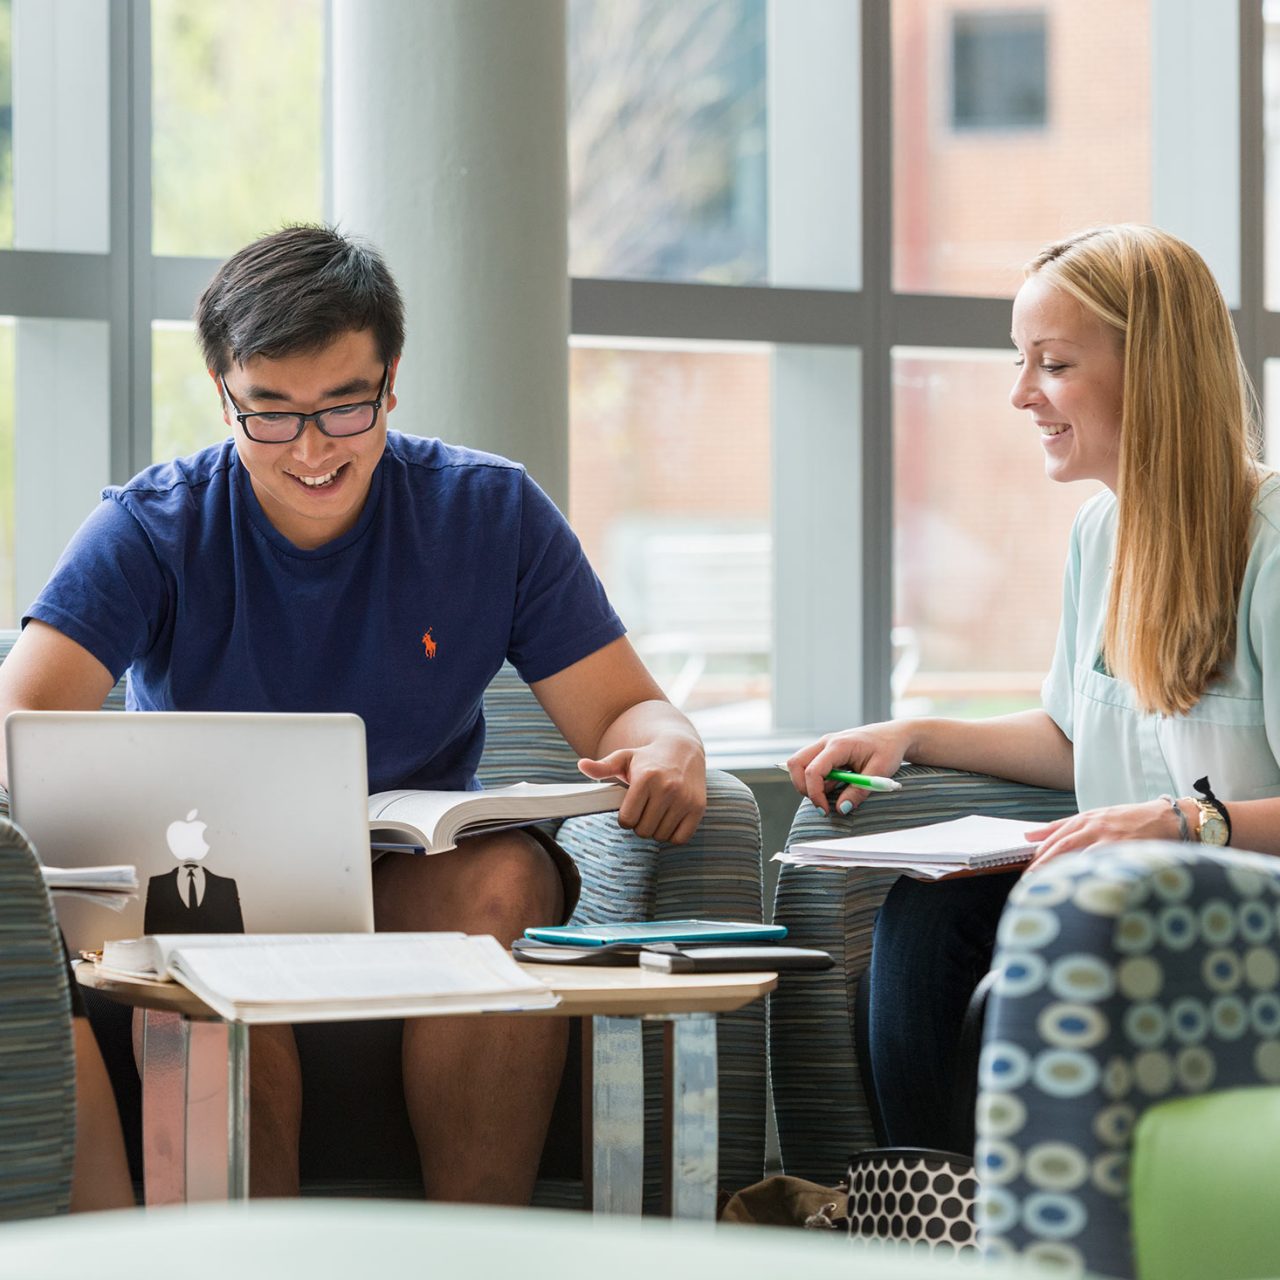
[1024,798,1186,871]
[785,722,914,816]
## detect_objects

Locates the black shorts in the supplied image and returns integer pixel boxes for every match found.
[525,826,581,924]
[60,931,87,1017]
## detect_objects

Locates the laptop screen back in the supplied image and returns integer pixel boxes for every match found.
[6,711,374,952]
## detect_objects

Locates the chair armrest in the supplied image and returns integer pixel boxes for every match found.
[555,769,763,924]
[980,839,1280,1278]
[555,768,767,1201]
[0,818,76,1220]
[771,764,1075,1182]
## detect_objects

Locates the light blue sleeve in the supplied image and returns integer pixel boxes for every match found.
[1247,529,1280,773]
[1040,512,1083,743]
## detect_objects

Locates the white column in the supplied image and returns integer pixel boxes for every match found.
[1151,0,1239,306]
[12,0,111,615]
[768,0,864,732]
[328,0,569,509]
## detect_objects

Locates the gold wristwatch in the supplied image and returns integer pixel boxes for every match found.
[1193,798,1228,846]
[1191,776,1230,846]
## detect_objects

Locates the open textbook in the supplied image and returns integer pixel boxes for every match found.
[367,781,625,853]
[97,932,559,1023]
[773,814,1041,881]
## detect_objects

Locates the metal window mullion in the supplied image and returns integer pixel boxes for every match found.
[1240,0,1266,390]
[569,277,866,346]
[109,0,152,484]
[859,0,893,726]
[0,251,111,319]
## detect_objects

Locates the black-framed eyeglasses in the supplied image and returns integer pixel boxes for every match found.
[221,364,391,444]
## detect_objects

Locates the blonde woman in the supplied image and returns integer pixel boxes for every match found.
[786,224,1280,1152]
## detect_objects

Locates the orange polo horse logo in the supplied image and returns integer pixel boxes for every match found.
[421,628,438,659]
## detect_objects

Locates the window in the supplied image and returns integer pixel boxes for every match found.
[0,0,10,250]
[570,340,771,734]
[892,348,1101,718]
[895,1,1151,296]
[951,11,1048,131]
[0,2,1259,749]
[151,0,324,258]
[0,316,12,625]
[568,0,767,284]
[154,322,220,462]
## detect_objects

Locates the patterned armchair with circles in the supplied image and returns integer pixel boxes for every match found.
[0,629,767,1211]
[772,766,1280,1279]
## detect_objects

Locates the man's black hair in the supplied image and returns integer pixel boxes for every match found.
[195,224,405,375]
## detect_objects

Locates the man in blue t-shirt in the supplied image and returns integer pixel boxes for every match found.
[0,226,707,1204]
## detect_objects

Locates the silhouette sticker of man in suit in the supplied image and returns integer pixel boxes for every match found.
[143,808,244,934]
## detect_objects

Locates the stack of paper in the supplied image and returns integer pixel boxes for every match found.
[773,815,1040,880]
[42,864,138,910]
[99,932,560,1023]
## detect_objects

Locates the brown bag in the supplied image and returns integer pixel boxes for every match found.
[719,1174,849,1229]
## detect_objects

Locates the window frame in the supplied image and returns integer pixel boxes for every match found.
[0,0,1268,743]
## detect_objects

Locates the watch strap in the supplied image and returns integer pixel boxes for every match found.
[1192,776,1232,846]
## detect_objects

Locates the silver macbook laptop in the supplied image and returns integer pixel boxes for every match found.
[6,711,375,952]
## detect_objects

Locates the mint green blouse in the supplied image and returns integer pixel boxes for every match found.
[1041,474,1280,811]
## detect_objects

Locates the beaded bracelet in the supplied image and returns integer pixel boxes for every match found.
[1159,793,1191,842]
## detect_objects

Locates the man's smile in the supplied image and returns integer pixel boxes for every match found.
[287,463,349,489]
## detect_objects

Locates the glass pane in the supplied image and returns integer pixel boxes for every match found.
[152,0,324,258]
[570,0,773,285]
[10,0,109,253]
[1266,358,1280,470]
[0,317,13,624]
[13,319,109,619]
[1266,1,1280,308]
[154,321,225,461]
[569,341,771,735]
[893,1,1152,296]
[893,348,1104,719]
[0,0,10,249]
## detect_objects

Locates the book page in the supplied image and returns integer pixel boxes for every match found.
[367,782,625,851]
[102,931,454,980]
[791,814,1039,864]
[169,933,548,1005]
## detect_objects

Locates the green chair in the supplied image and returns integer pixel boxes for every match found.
[1131,1086,1280,1280]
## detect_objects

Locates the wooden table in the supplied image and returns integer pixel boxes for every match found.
[79,961,776,1219]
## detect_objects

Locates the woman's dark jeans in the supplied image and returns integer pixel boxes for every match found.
[863,870,1021,1155]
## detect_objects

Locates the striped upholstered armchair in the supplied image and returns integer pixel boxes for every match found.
[0,633,766,1208]
[0,817,76,1219]
[768,764,1076,1184]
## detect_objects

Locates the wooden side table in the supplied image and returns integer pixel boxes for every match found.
[79,961,775,1219]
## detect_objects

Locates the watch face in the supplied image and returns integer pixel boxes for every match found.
[1198,809,1229,846]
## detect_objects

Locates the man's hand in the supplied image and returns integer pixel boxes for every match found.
[1024,798,1186,872]
[532,637,708,846]
[578,736,707,845]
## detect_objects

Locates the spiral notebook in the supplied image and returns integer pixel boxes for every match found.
[773,814,1040,880]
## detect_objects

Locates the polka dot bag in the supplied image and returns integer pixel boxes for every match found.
[845,1147,978,1255]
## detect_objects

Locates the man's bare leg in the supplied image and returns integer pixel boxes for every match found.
[246,1023,302,1196]
[70,1017,135,1211]
[373,831,568,1204]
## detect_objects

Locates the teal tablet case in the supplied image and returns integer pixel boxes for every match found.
[524,919,788,947]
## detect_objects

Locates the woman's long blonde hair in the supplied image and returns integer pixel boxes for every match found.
[1027,225,1261,716]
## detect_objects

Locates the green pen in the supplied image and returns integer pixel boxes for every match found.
[826,768,902,793]
[774,764,903,793]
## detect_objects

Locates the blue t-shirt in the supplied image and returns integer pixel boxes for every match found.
[26,432,625,793]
